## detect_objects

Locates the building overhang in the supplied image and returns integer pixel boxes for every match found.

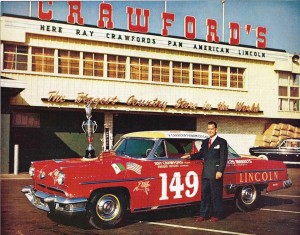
[1,76,26,97]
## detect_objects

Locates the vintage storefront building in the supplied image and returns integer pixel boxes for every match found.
[1,13,299,173]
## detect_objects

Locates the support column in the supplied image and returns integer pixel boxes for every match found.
[1,114,10,173]
[103,112,114,151]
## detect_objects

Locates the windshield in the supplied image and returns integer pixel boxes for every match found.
[113,137,241,159]
[114,138,155,159]
[228,145,241,158]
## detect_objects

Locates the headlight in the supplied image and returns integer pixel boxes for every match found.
[57,171,65,185]
[29,166,35,177]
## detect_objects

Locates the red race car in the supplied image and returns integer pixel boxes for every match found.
[22,131,292,229]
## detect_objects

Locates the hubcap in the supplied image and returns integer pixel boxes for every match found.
[96,194,120,221]
[241,186,256,205]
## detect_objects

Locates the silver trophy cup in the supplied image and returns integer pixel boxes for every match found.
[82,104,98,158]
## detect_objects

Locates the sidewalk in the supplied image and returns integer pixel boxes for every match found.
[0,173,30,179]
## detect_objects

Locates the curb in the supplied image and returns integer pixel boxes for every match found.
[0,173,30,179]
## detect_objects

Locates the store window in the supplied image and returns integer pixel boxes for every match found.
[3,44,28,70]
[32,47,54,73]
[130,57,149,81]
[212,65,227,87]
[2,43,248,92]
[58,50,80,75]
[230,67,244,88]
[107,55,126,79]
[12,112,40,128]
[173,62,189,84]
[278,72,300,111]
[152,60,169,82]
[193,63,209,85]
[83,53,104,77]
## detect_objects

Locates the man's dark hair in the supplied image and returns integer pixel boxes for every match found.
[208,121,217,128]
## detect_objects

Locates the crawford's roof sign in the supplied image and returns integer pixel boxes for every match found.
[38,1,267,48]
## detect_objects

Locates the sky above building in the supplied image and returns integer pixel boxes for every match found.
[1,0,299,54]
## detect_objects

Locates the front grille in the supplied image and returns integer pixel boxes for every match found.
[37,183,46,188]
[48,186,65,194]
[34,183,65,197]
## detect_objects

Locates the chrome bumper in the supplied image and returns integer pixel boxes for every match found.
[21,185,87,215]
[283,178,292,189]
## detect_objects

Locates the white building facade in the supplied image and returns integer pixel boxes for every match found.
[1,14,299,173]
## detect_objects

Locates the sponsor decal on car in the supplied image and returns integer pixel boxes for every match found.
[133,181,151,195]
[111,163,125,174]
[159,171,199,200]
[154,160,190,169]
[126,162,142,174]
[227,159,252,166]
[239,171,279,183]
[167,133,207,139]
[111,162,143,174]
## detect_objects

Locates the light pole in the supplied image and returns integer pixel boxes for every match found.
[222,0,225,42]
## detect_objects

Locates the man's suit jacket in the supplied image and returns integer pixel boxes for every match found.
[191,136,228,179]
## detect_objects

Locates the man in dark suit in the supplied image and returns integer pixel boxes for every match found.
[182,121,228,222]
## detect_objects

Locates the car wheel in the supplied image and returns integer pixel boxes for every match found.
[258,155,268,160]
[235,185,260,212]
[87,192,127,229]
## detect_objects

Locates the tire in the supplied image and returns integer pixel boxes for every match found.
[87,192,127,229]
[235,185,261,212]
[258,155,268,160]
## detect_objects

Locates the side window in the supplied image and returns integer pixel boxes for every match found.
[166,141,180,154]
[165,139,198,158]
[289,140,300,148]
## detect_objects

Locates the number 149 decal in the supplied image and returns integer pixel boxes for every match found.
[159,171,199,200]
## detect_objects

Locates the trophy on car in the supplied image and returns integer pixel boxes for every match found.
[82,103,98,158]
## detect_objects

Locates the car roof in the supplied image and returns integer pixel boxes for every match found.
[122,130,209,139]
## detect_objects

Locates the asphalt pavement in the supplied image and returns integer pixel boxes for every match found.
[1,168,299,235]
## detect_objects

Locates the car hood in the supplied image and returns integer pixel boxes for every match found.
[31,151,120,188]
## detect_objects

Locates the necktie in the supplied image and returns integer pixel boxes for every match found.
[208,138,212,148]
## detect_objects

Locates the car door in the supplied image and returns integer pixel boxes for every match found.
[279,139,300,162]
[150,139,203,208]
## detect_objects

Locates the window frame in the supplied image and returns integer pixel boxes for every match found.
[32,47,55,73]
[83,52,104,77]
[3,44,28,71]
[130,57,149,81]
[173,61,190,84]
[58,49,80,75]
[107,55,126,79]
[278,72,300,112]
[152,59,170,83]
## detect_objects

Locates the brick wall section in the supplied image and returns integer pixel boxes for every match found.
[196,116,267,134]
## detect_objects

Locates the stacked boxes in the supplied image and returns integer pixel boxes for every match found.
[254,123,300,147]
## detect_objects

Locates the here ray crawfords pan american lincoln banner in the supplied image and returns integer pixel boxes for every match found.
[38,1,267,48]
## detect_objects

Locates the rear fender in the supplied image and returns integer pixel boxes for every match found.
[225,183,267,194]
[267,178,292,192]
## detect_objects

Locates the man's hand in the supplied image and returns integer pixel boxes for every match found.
[181,154,191,159]
[216,172,223,179]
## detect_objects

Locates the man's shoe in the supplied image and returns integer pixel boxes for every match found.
[209,217,219,222]
[195,216,206,222]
